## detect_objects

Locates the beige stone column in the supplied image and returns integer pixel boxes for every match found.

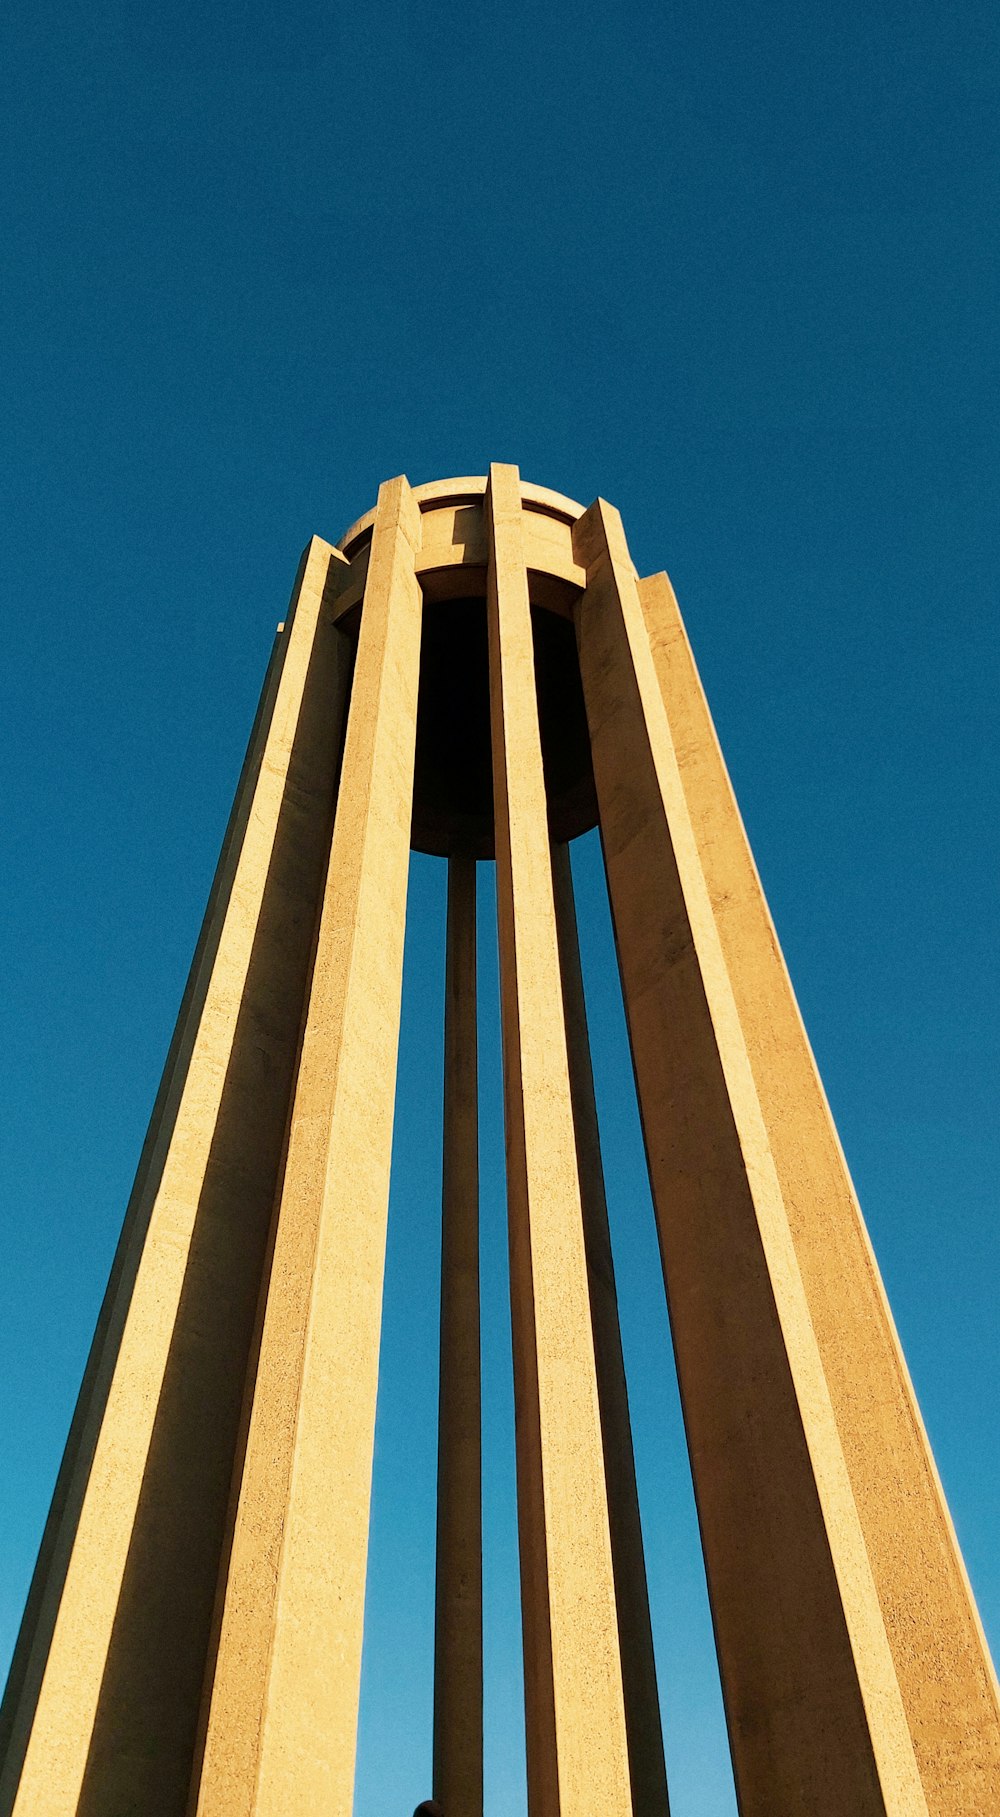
[486,463,632,1817]
[433,854,483,1816]
[635,567,1000,1813]
[574,498,928,1816]
[550,840,670,1817]
[0,537,352,1817]
[193,476,423,1817]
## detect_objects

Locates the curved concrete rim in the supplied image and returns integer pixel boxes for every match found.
[337,475,586,554]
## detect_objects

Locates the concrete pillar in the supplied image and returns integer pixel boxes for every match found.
[486,463,632,1817]
[8,461,986,1817]
[574,498,928,1816]
[0,538,352,1817]
[433,854,483,1816]
[550,840,670,1817]
[193,477,423,1817]
[635,567,1000,1813]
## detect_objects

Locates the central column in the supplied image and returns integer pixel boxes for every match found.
[550,841,669,1817]
[433,854,483,1816]
[485,463,632,1816]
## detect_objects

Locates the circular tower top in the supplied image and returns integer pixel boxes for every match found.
[330,474,596,860]
[336,475,586,556]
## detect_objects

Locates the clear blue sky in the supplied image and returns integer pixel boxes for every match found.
[1,1,998,1811]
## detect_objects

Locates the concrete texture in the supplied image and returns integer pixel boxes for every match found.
[635,567,1000,1813]
[487,464,633,1816]
[574,497,930,1815]
[0,536,351,1817]
[194,477,422,1817]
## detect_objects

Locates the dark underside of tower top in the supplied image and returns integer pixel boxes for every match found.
[408,596,598,860]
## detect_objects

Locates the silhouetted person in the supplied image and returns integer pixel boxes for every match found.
[413,1803,444,1817]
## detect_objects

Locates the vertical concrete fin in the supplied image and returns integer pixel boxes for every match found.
[486,463,633,1817]
[636,564,1000,1811]
[194,477,423,1817]
[433,853,484,1817]
[2,537,352,1817]
[574,498,927,1817]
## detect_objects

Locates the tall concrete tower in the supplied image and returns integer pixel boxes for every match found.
[1,467,997,1817]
